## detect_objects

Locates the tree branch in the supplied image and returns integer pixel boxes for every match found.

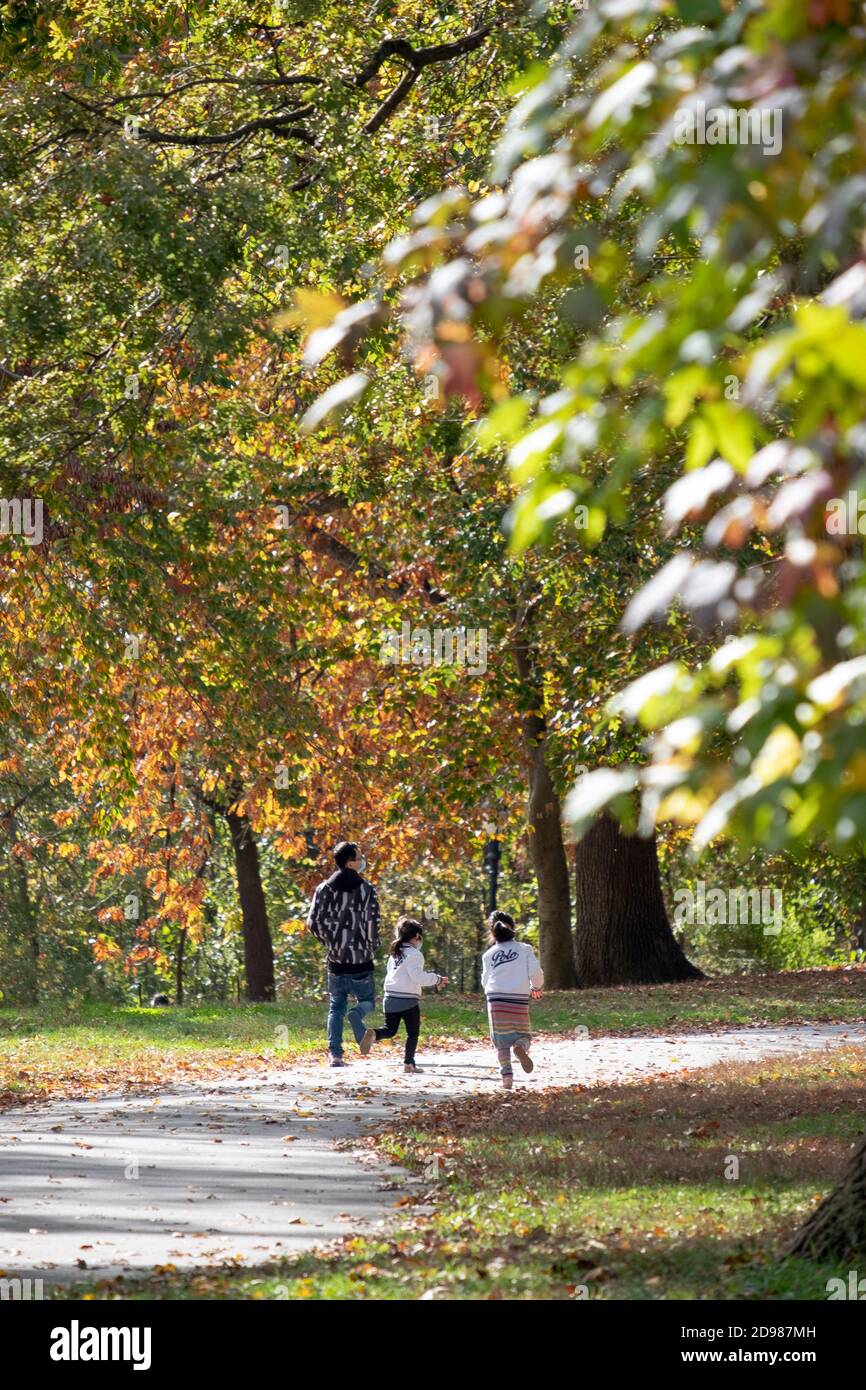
[297,513,448,606]
[356,23,493,134]
[354,25,493,86]
[49,22,493,171]
[364,67,419,135]
[59,91,315,149]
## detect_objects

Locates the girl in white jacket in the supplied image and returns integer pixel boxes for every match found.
[481,910,544,1090]
[360,917,448,1073]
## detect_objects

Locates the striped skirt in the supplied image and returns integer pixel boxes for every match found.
[486,993,532,1048]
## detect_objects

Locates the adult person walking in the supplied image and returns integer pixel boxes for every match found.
[307,840,381,1067]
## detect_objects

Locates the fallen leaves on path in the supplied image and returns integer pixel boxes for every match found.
[0,1047,311,1113]
[361,1047,866,1200]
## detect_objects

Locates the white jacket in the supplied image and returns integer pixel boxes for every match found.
[383,943,441,999]
[481,940,544,997]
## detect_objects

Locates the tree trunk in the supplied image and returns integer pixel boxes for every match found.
[180,810,213,1006]
[225,809,275,1002]
[787,1131,866,1261]
[1,813,39,1003]
[473,911,484,992]
[526,741,578,987]
[573,814,703,985]
[15,861,39,1003]
[512,614,577,989]
[853,855,866,951]
[175,925,187,1005]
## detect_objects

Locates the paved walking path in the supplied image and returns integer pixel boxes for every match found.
[2,1021,863,1286]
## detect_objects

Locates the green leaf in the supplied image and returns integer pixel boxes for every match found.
[675,0,723,21]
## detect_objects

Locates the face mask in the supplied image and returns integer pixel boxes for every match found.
[356,855,367,873]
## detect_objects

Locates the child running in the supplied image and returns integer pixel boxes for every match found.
[481,909,544,1090]
[360,916,447,1074]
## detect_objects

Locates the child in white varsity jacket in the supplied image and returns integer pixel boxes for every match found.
[481,910,544,1090]
[360,917,448,1074]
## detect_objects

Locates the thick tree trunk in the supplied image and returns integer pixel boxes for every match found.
[512,614,577,989]
[225,809,275,1002]
[573,814,703,985]
[526,741,578,987]
[787,1131,866,1261]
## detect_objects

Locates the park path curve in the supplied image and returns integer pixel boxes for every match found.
[1,1021,864,1287]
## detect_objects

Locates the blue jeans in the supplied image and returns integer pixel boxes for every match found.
[326,970,375,1056]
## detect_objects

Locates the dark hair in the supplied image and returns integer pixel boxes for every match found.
[390,916,423,963]
[487,909,516,944]
[333,840,358,868]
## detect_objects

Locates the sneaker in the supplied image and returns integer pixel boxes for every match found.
[514,1044,534,1074]
[359,1028,376,1057]
[404,1063,419,1074]
[328,1053,346,1068]
[501,1074,513,1091]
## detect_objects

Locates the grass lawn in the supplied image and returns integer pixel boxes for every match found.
[78,1046,866,1301]
[2,967,864,1109]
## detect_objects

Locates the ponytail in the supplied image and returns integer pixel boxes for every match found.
[487,909,516,945]
[390,916,423,964]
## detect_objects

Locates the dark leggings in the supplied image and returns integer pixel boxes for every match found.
[375,1005,421,1064]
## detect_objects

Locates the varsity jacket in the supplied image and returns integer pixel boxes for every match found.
[307,868,381,970]
[481,940,544,998]
[382,944,441,1009]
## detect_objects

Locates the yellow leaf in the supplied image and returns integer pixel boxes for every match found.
[279,917,307,936]
[753,724,801,786]
[274,288,346,333]
[842,751,866,789]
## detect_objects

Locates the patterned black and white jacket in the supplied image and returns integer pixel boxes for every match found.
[307,868,381,971]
